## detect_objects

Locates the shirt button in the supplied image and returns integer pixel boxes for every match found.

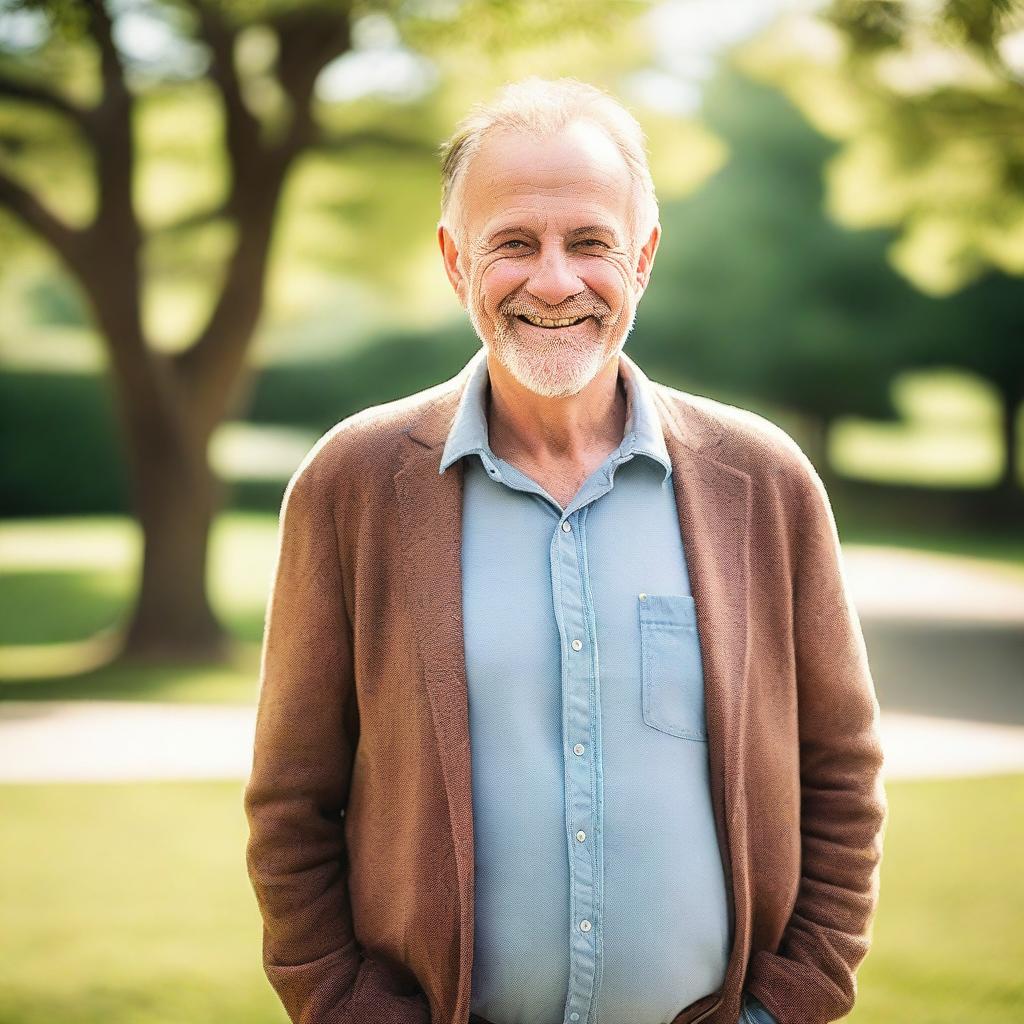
[639,592,647,601]
[576,830,586,842]
[561,521,572,532]
[570,1015,580,1022]
[573,743,585,755]
[580,919,592,932]
[571,638,582,651]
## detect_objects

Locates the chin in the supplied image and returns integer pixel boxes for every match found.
[489,338,608,399]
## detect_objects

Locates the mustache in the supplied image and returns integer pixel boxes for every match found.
[502,301,608,320]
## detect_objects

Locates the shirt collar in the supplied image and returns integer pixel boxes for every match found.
[439,347,672,482]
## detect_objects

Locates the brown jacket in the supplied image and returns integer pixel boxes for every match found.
[243,353,888,1024]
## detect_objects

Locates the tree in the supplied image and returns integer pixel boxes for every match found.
[0,0,639,662]
[732,0,1024,503]
[636,64,943,482]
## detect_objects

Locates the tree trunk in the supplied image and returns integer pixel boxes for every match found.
[994,381,1023,522]
[120,452,229,664]
[112,359,234,664]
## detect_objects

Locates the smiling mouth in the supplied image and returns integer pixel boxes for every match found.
[515,313,593,329]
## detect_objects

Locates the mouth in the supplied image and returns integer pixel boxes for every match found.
[514,313,594,329]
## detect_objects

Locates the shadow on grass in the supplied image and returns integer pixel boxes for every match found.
[0,641,263,705]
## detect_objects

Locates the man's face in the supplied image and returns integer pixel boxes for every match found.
[438,119,660,399]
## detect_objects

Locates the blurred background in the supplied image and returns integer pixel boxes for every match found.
[0,0,1022,1021]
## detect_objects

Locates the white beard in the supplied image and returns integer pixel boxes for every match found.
[469,304,637,399]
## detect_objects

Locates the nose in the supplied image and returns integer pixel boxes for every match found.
[525,245,585,309]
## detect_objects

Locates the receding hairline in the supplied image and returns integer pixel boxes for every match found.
[436,77,659,252]
[455,120,642,239]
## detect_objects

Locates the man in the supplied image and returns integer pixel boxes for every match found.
[244,77,888,1024]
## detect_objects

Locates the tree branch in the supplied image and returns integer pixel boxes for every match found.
[83,0,128,105]
[269,6,352,157]
[0,166,87,267]
[0,74,95,135]
[179,0,262,169]
[171,4,355,427]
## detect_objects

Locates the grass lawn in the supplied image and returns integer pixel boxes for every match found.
[1,774,1022,1023]
[0,513,275,703]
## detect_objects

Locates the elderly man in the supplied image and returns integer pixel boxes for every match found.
[244,78,888,1024]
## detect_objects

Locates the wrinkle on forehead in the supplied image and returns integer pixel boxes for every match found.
[477,208,626,250]
[459,121,637,249]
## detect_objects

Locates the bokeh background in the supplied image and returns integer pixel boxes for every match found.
[1,0,1022,1021]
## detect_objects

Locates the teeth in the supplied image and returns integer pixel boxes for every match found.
[520,313,588,328]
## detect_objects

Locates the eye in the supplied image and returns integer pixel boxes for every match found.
[577,239,609,249]
[500,239,528,250]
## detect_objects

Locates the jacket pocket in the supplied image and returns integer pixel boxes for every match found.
[639,593,708,741]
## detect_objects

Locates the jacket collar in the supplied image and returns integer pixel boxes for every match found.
[437,346,673,481]
[393,351,749,1023]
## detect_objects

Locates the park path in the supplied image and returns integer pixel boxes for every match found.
[0,545,1021,783]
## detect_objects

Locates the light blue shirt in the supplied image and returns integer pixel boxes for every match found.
[439,347,733,1024]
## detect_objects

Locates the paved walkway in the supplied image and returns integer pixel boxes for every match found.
[0,699,1022,783]
[842,545,1024,624]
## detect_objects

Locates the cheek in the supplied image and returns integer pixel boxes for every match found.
[586,259,632,305]
[478,260,528,315]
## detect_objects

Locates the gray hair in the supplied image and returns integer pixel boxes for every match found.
[437,76,659,254]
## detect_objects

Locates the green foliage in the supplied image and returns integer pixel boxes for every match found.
[0,370,129,516]
[632,57,1023,483]
[635,64,936,423]
[742,0,1024,294]
[0,321,479,515]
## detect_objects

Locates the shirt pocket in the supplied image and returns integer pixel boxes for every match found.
[638,593,708,742]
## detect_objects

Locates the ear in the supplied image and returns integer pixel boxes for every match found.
[633,221,661,296]
[438,224,468,307]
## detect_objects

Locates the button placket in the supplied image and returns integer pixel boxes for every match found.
[553,506,601,1024]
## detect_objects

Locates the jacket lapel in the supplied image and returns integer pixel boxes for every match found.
[393,366,478,1022]
[652,385,752,958]
[393,361,751,1023]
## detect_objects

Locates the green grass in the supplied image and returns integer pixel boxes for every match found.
[0,513,275,703]
[1,774,1021,1022]
[0,780,282,1024]
[840,521,1024,568]
[849,775,1024,1021]
[0,512,276,646]
[0,654,264,704]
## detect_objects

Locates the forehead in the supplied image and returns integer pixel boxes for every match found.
[460,120,635,240]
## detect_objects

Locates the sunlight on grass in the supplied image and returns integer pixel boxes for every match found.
[830,369,1010,487]
[208,424,318,482]
[849,775,1024,1021]
[0,775,1020,1023]
[0,780,279,1024]
[0,513,274,702]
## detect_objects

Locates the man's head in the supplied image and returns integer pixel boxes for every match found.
[436,77,661,399]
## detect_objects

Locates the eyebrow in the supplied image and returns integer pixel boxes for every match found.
[484,223,622,245]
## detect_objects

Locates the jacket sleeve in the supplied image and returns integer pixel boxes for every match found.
[746,453,889,1024]
[243,463,431,1024]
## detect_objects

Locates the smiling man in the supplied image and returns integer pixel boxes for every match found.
[244,78,888,1024]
